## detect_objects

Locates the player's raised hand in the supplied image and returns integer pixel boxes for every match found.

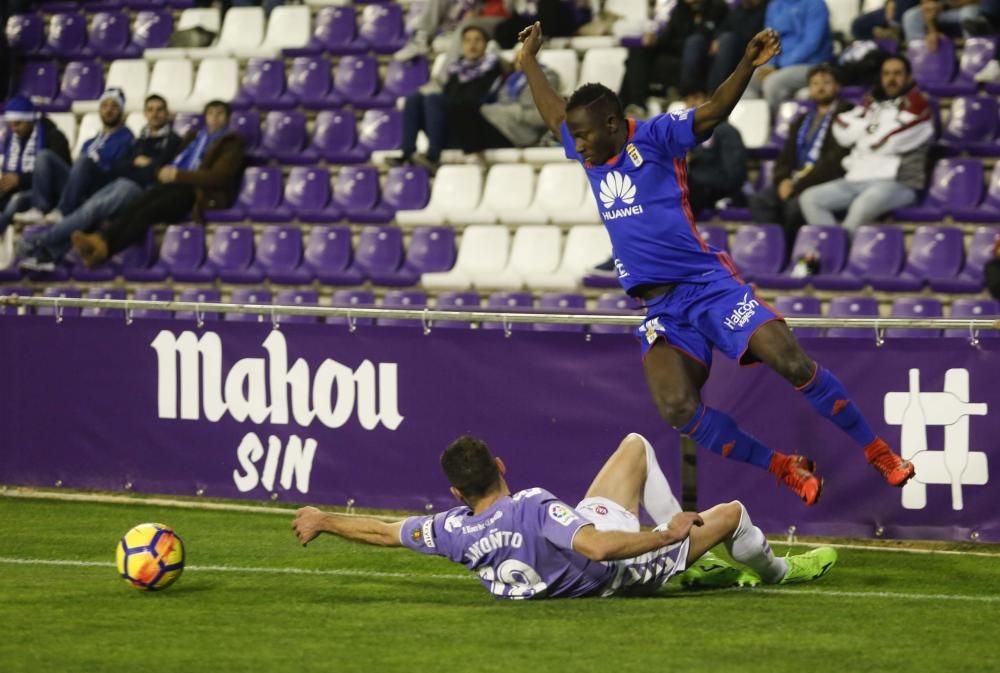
[518,21,544,59]
[292,506,326,546]
[667,512,705,541]
[745,28,781,67]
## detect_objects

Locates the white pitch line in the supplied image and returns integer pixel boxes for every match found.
[2,557,999,604]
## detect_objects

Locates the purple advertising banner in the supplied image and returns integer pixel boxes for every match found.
[700,338,1000,542]
[0,317,681,513]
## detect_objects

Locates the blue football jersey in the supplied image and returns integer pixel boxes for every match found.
[561,110,738,293]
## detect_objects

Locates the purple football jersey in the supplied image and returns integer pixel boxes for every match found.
[400,488,614,599]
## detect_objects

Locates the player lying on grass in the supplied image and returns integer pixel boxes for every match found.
[292,433,836,600]
[513,21,915,506]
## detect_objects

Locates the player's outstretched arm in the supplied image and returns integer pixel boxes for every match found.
[693,28,781,136]
[517,22,566,137]
[572,512,703,561]
[293,506,404,547]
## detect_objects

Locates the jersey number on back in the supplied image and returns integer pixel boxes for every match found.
[478,560,547,599]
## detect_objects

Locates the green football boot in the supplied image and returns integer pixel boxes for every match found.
[779,546,838,584]
[677,552,761,589]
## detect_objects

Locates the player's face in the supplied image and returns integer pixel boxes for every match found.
[807,72,839,106]
[880,59,910,98]
[461,29,487,60]
[566,107,620,165]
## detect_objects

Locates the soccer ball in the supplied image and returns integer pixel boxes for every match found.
[115,523,186,591]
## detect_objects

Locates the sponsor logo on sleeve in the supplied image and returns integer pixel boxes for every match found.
[626,143,644,168]
[421,519,436,548]
[548,503,580,527]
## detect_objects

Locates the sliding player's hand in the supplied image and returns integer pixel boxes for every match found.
[518,21,543,59]
[745,28,781,67]
[666,512,705,541]
[292,506,325,546]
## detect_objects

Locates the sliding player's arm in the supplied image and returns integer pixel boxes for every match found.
[693,28,782,137]
[518,21,566,137]
[572,512,704,561]
[293,506,404,547]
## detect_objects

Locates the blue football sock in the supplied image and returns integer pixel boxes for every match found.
[799,365,876,447]
[678,404,774,470]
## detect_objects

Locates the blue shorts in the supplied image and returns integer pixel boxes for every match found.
[635,276,783,369]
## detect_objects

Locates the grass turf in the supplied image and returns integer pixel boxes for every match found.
[1,497,998,673]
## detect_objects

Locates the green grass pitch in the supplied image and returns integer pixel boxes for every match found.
[2,496,998,673]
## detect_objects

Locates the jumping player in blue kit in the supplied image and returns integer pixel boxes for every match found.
[516,22,915,505]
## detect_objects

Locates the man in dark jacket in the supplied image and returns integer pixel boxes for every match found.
[750,64,850,255]
[684,90,748,213]
[19,94,182,271]
[71,99,245,268]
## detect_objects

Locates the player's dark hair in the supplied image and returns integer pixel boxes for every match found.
[567,83,624,121]
[144,94,168,108]
[441,435,502,500]
[203,99,231,120]
[882,54,912,75]
[807,63,841,84]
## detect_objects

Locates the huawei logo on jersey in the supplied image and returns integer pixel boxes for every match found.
[599,171,644,221]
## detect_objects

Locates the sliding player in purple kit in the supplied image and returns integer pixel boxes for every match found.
[293,433,837,600]
[515,23,914,505]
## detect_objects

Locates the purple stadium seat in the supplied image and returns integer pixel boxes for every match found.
[944,298,1000,338]
[824,296,880,337]
[250,225,305,284]
[203,226,257,284]
[287,56,340,109]
[230,111,261,155]
[231,58,294,111]
[37,60,103,112]
[89,11,131,58]
[302,225,363,285]
[127,10,173,54]
[728,224,785,280]
[307,110,368,164]
[940,96,999,157]
[358,3,405,54]
[358,109,402,153]
[372,58,430,105]
[259,111,310,165]
[872,225,964,291]
[482,291,534,331]
[590,292,642,334]
[282,166,342,223]
[82,287,127,318]
[326,289,375,326]
[892,159,984,222]
[16,61,59,102]
[204,166,283,223]
[334,166,390,224]
[334,55,388,109]
[74,228,156,282]
[131,287,174,320]
[6,14,45,53]
[286,6,364,57]
[173,112,204,138]
[381,165,430,212]
[377,290,428,327]
[952,163,1000,223]
[773,295,822,337]
[812,225,905,291]
[127,0,194,10]
[45,13,88,58]
[698,224,728,252]
[225,288,272,322]
[535,293,586,332]
[433,291,479,329]
[354,225,404,279]
[369,225,455,286]
[886,297,943,338]
[907,37,955,87]
[174,288,222,322]
[756,225,849,289]
[275,289,320,324]
[125,225,204,282]
[931,226,1000,293]
[925,37,997,96]
[36,287,82,317]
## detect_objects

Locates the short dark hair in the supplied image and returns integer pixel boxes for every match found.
[882,54,912,75]
[203,99,231,119]
[807,63,841,84]
[567,83,624,121]
[441,436,501,500]
[144,94,167,108]
[461,24,489,41]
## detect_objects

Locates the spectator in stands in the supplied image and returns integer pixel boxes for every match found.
[494,1,584,48]
[743,0,832,113]
[0,96,71,255]
[682,90,748,213]
[687,0,769,96]
[397,0,510,61]
[395,25,503,171]
[70,100,245,269]
[749,64,851,256]
[851,0,919,41]
[14,88,134,226]
[619,0,729,116]
[17,95,182,272]
[798,55,934,235]
[901,0,983,46]
[986,238,1000,300]
[469,53,562,152]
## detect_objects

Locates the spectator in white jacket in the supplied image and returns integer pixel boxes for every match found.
[798,55,934,234]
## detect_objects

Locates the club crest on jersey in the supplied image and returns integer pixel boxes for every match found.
[548,503,579,527]
[626,143,643,167]
[599,171,644,221]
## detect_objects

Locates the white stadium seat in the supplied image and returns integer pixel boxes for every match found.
[395,165,483,226]
[176,58,239,112]
[125,111,146,137]
[47,113,77,150]
[608,0,651,37]
[537,49,579,96]
[144,8,221,59]
[500,163,597,225]
[826,0,859,37]
[234,5,311,58]
[728,99,771,149]
[73,59,149,114]
[147,59,193,109]
[473,225,562,290]
[448,164,536,225]
[522,225,612,290]
[187,7,265,59]
[72,113,102,160]
[521,147,570,163]
[569,36,618,50]
[421,225,510,290]
[577,47,628,92]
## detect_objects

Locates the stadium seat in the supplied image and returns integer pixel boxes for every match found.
[359,109,402,154]
[144,7,219,59]
[729,99,771,149]
[812,225,906,290]
[71,113,102,159]
[371,58,430,105]
[327,289,376,326]
[36,287,82,318]
[16,60,59,103]
[773,295,823,337]
[939,96,999,157]
[176,57,239,113]
[698,224,729,252]
[433,291,480,329]
[370,225,455,286]
[474,225,562,290]
[537,49,579,96]
[542,225,613,290]
[5,14,45,54]
[449,164,536,225]
[301,225,363,285]
[231,58,293,111]
[334,166,392,224]
[230,110,261,153]
[88,11,130,59]
[44,12,87,58]
[824,296,880,337]
[73,59,148,114]
[422,225,510,290]
[886,297,943,338]
[205,166,283,223]
[240,5,310,58]
[127,225,204,282]
[187,6,264,58]
[173,111,204,137]
[202,226,256,283]
[306,110,367,164]
[482,291,534,331]
[770,101,806,148]
[907,37,955,87]
[354,225,404,280]
[396,165,483,226]
[358,3,405,54]
[174,288,222,322]
[590,292,641,334]
[286,56,339,109]
[925,37,997,96]
[334,55,387,109]
[225,288,272,322]
[728,224,785,280]
[930,226,1000,293]
[944,298,1000,338]
[147,58,193,109]
[286,5,364,57]
[377,290,428,327]
[892,159,984,221]
[124,110,146,136]
[81,287,127,319]
[37,60,103,112]
[500,163,597,225]
[756,225,848,289]
[258,111,309,165]
[131,287,175,320]
[577,47,627,92]
[272,289,320,324]
[535,293,587,332]
[871,225,964,292]
[128,10,173,54]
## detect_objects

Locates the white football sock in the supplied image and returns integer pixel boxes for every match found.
[724,502,788,584]
[637,433,682,526]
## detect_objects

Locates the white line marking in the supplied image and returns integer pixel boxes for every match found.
[2,557,999,603]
